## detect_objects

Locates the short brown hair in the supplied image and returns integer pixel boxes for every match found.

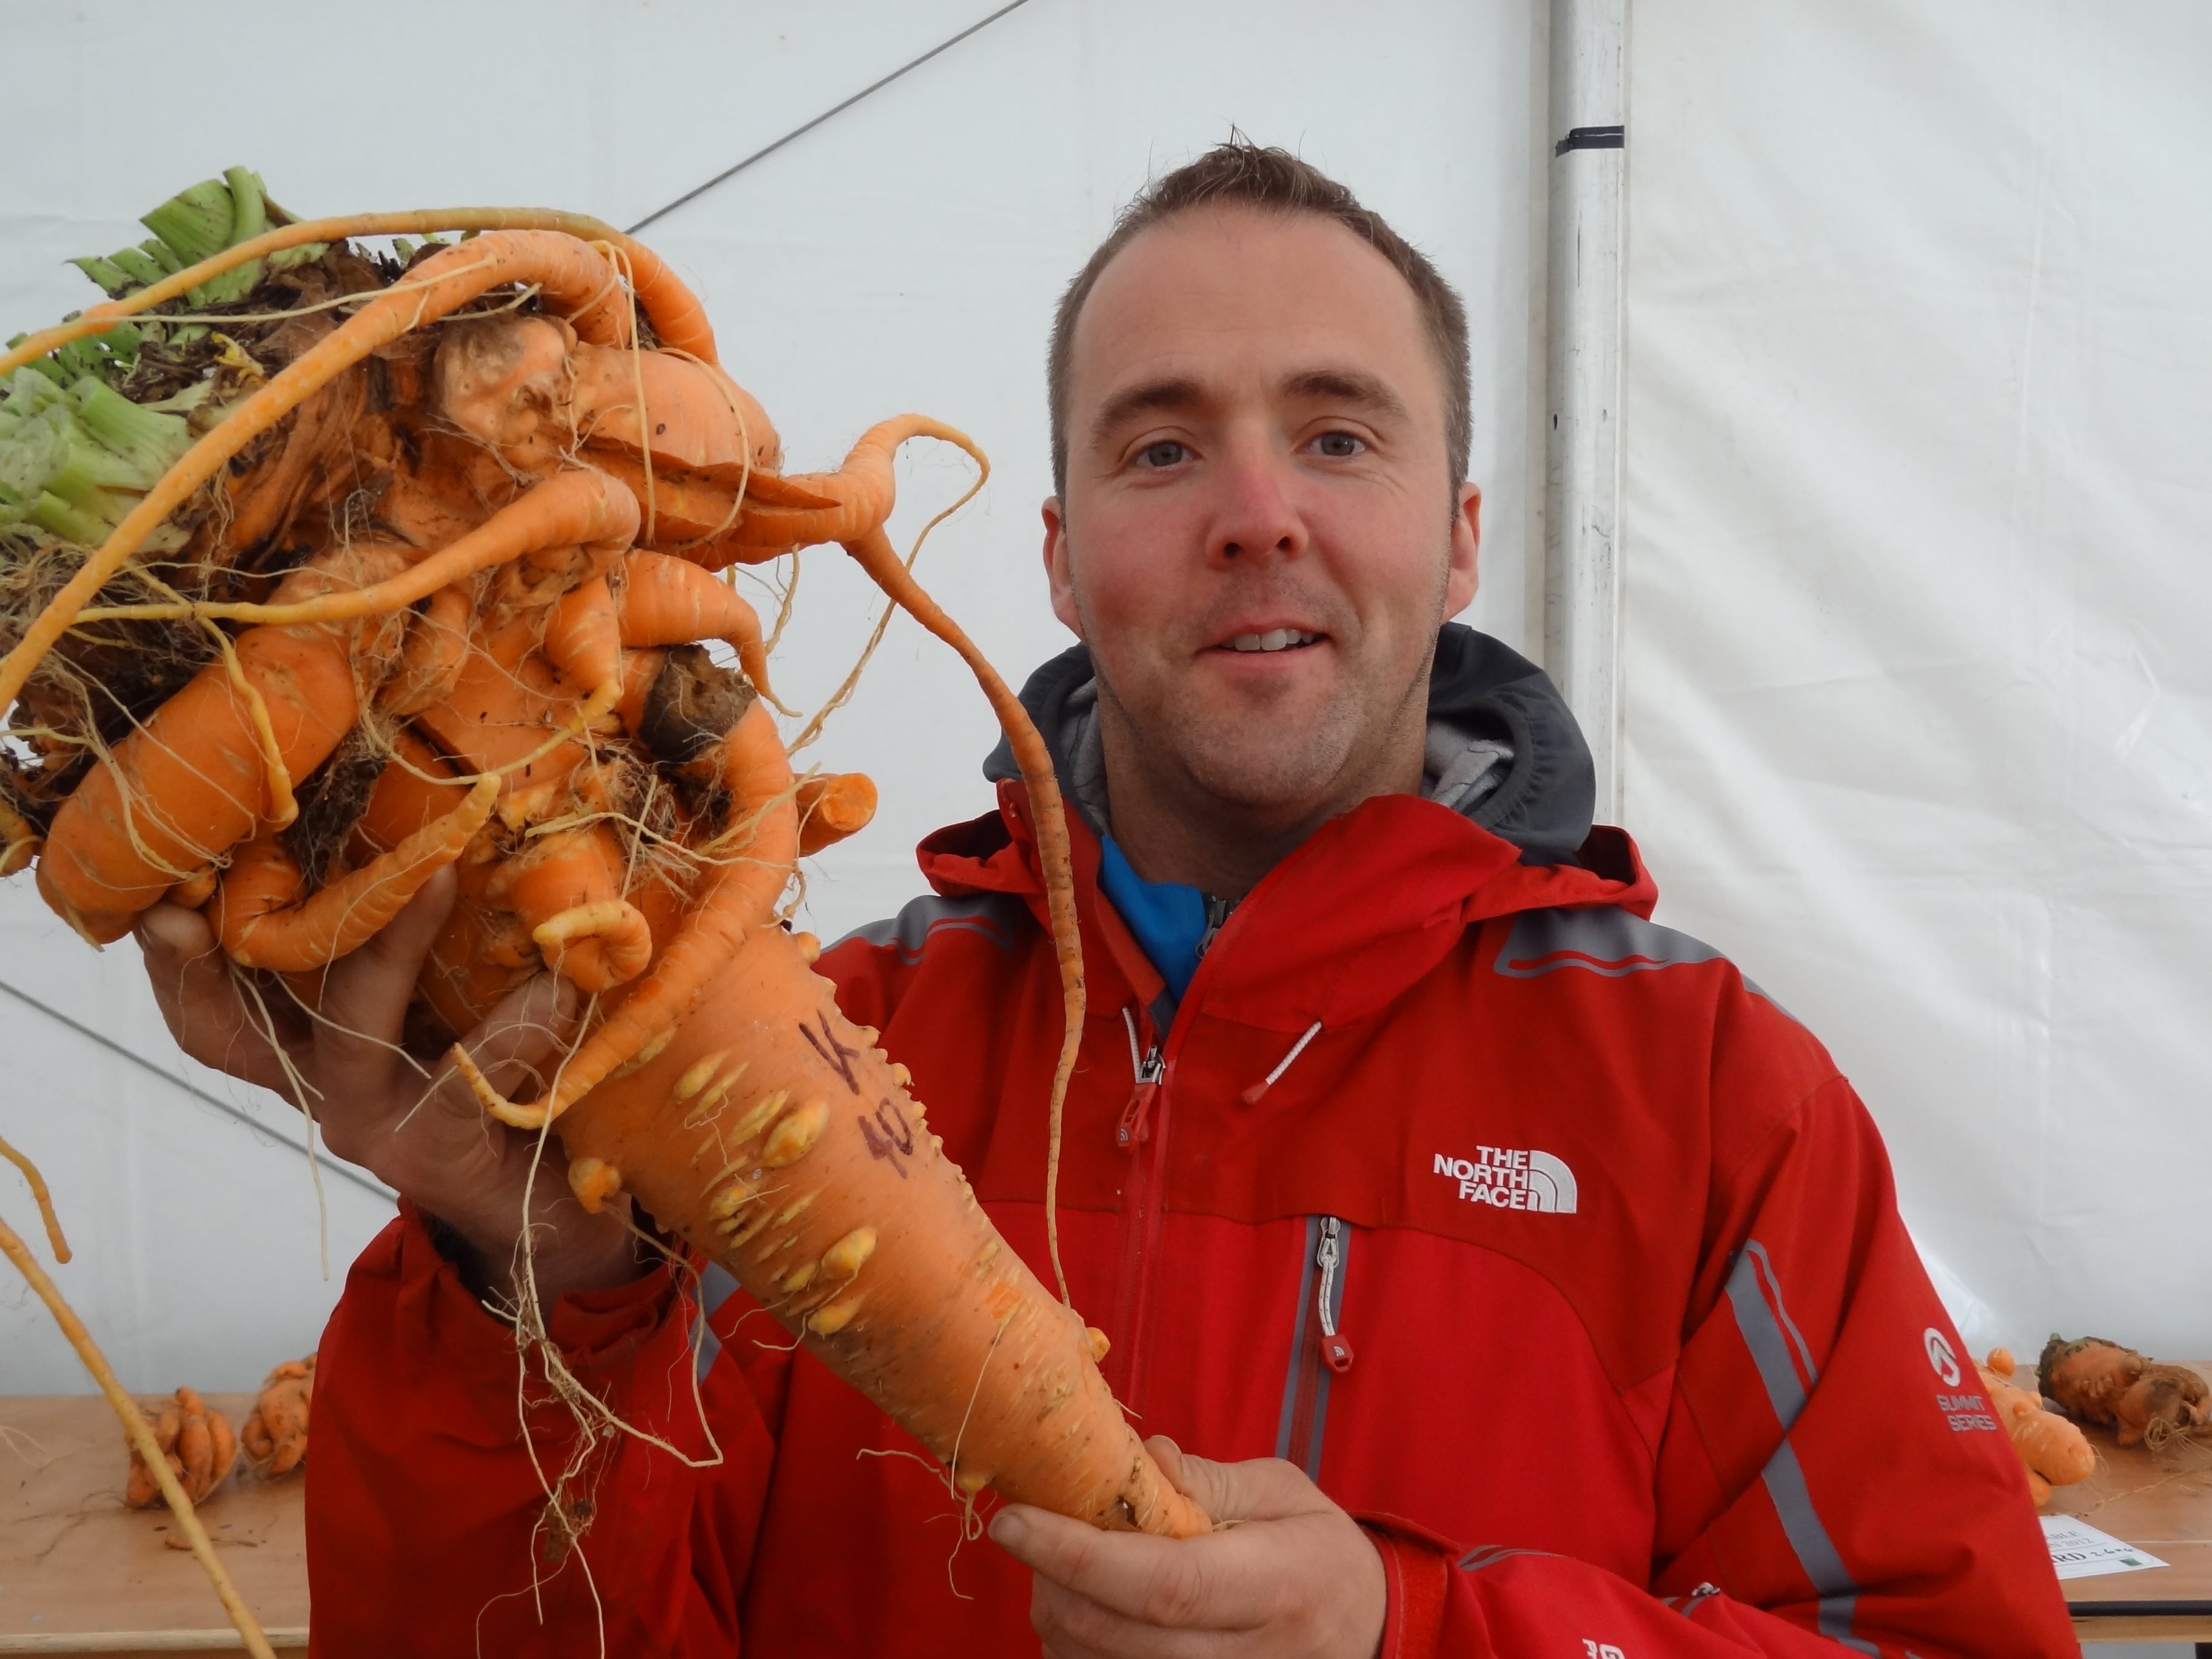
[1047,138,1472,500]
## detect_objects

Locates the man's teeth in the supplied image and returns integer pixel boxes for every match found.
[1228,629,1321,653]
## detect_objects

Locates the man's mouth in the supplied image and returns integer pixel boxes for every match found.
[1221,628,1325,654]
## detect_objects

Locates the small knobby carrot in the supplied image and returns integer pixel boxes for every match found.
[617,551,775,703]
[796,772,879,856]
[456,697,800,1127]
[241,1356,315,1478]
[214,777,499,973]
[1977,1360,2094,1490]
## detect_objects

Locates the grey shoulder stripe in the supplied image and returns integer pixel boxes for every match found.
[1761,1441,1878,1657]
[830,892,1027,964]
[1494,907,1726,980]
[1494,907,1793,1012]
[1725,1241,1820,1431]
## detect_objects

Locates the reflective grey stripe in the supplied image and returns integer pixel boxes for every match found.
[830,893,1025,964]
[1303,1219,1350,1481]
[1493,908,1726,979]
[1761,1441,1877,1657]
[695,1262,740,1381]
[1752,1242,1819,1384]
[1493,907,1791,1011]
[1725,1241,1818,1432]
[1273,1216,1321,1461]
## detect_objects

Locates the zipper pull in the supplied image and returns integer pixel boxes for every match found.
[1117,1047,1164,1150]
[1316,1216,1355,1372]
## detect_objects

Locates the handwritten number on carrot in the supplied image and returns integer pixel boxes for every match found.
[799,1016,863,1095]
[858,1098,914,1178]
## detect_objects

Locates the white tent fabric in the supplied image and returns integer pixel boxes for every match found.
[1621,0,2212,1358]
[0,0,1543,1390]
[4,0,2199,1404]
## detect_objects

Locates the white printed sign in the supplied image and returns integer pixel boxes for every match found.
[2039,1515,2169,1581]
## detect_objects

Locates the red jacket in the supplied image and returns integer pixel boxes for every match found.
[306,634,2073,1657]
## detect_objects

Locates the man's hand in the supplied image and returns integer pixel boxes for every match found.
[133,870,643,1301]
[988,1437,1386,1659]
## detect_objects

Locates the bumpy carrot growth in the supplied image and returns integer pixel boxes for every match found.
[1976,1349,2094,1506]
[241,1355,315,1477]
[2039,1335,2211,1451]
[2,172,1203,1641]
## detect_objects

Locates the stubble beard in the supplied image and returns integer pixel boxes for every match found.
[1085,602,1444,832]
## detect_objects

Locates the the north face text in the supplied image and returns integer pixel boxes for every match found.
[1432,1148,1579,1214]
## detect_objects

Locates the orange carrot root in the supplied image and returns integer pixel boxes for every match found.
[5,206,1208,1590]
[241,1356,315,1478]
[215,777,498,971]
[2040,1335,2211,1450]
[797,772,879,856]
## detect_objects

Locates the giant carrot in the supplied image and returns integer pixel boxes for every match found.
[2,186,1210,1652]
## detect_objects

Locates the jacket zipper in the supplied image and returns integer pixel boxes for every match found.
[1316,1215,1356,1373]
[1108,894,1238,1415]
[1110,1025,1170,1406]
[1284,1215,1355,1476]
[1117,1045,1165,1148]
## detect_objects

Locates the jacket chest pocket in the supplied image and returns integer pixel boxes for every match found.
[1275,1213,1356,1480]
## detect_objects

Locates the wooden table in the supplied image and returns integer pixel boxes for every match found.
[2046,1363,2212,1642]
[0,1395,307,1655]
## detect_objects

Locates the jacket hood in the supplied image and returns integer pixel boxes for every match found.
[937,626,1648,1035]
[982,623,1597,865]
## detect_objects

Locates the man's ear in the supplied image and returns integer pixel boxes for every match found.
[1444,483,1481,618]
[1042,497,1084,638]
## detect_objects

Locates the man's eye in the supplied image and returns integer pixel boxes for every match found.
[1134,440,1188,469]
[1313,431,1365,458]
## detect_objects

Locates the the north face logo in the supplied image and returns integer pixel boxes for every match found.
[1433,1148,1578,1213]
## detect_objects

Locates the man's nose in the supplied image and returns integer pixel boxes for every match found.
[1207,432,1307,565]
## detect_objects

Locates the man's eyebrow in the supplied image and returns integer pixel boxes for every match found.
[1088,377,1206,449]
[1281,368,1410,421]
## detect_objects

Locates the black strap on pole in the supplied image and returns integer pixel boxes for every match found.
[1555,125,1626,156]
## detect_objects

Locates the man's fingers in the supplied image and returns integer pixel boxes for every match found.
[133,902,306,1094]
[310,868,460,1078]
[990,1504,1267,1632]
[1144,1436,1327,1526]
[459,973,581,1090]
[420,973,581,1122]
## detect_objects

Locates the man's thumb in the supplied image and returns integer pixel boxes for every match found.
[1144,1436,1323,1526]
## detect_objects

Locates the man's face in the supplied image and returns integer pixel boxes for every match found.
[1045,206,1480,832]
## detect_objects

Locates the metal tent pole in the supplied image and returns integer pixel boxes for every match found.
[1543,0,1629,824]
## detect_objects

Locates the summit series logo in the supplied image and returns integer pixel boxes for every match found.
[1433,1148,1578,1214]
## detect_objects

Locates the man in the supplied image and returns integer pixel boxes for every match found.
[138,142,2073,1656]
